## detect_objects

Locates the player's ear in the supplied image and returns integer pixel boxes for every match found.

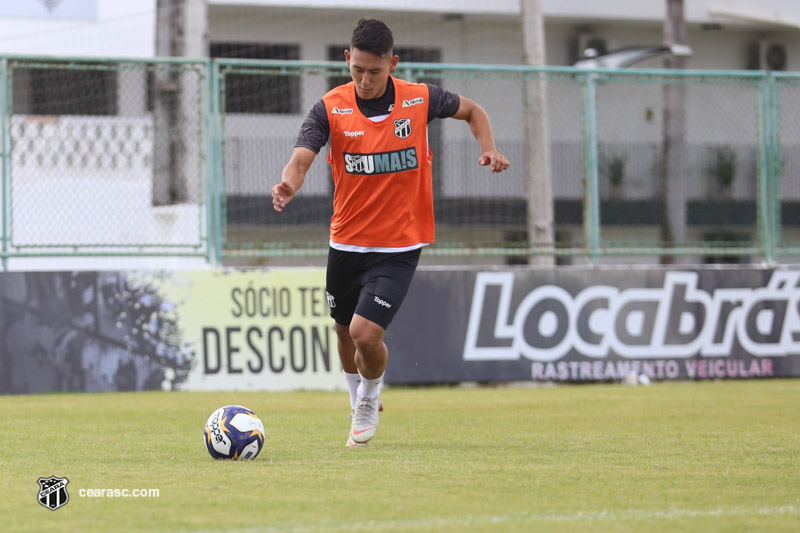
[389,54,399,72]
[344,49,351,65]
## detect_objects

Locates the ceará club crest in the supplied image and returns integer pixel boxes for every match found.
[394,118,411,139]
[37,476,70,511]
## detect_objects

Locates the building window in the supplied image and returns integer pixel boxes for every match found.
[326,45,352,90]
[13,66,117,116]
[211,42,301,114]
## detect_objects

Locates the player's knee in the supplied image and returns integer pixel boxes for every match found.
[350,323,383,355]
[352,331,381,354]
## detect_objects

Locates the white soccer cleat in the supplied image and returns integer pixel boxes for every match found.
[349,399,383,421]
[349,396,381,444]
[346,435,367,448]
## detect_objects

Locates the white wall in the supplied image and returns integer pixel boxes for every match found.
[210,0,519,15]
[8,115,205,251]
[210,0,800,26]
[1,1,797,69]
[0,0,156,57]
[207,7,798,203]
[206,6,800,69]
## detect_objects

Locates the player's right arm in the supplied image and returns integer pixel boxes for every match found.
[272,147,317,213]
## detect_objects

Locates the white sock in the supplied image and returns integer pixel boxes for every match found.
[344,371,361,410]
[357,372,383,400]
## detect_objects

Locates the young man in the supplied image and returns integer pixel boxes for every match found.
[272,18,509,447]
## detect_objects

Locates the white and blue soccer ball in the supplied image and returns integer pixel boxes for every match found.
[622,371,652,386]
[204,405,265,460]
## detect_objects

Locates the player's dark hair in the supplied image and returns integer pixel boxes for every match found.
[350,18,393,57]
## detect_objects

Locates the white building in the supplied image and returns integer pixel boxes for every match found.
[0,0,797,268]
[2,1,798,68]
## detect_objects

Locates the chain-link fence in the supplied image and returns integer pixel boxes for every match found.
[774,73,800,260]
[214,60,588,261]
[593,71,768,262]
[1,56,796,267]
[215,60,790,264]
[0,56,210,266]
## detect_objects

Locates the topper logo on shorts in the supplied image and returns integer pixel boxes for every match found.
[374,296,392,309]
[343,147,418,175]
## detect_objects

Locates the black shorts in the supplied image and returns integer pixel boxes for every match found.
[325,247,421,330]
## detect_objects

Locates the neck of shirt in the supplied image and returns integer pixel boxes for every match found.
[355,76,395,119]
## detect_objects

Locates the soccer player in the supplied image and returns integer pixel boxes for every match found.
[272,18,509,447]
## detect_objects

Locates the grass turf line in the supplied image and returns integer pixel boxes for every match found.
[2,380,799,532]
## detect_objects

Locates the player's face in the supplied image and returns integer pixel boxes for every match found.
[345,47,399,100]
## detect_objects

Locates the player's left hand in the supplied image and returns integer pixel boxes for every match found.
[479,151,510,173]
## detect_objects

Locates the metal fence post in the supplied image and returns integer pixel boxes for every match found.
[766,72,780,263]
[203,59,215,266]
[1,57,8,270]
[758,72,776,264]
[581,73,601,263]
[210,60,224,265]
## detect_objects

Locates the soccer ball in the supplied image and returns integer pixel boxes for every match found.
[622,371,652,386]
[203,405,265,460]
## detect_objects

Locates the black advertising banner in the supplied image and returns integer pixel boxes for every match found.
[2,267,800,394]
[385,267,800,384]
[0,271,191,394]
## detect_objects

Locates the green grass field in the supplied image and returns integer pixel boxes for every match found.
[3,380,799,532]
